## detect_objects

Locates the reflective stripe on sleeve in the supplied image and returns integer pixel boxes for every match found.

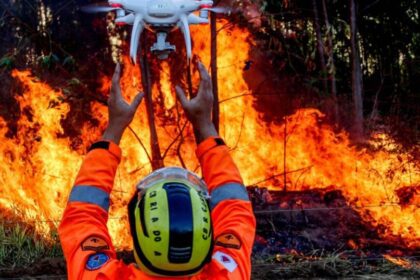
[210,183,249,210]
[68,185,110,212]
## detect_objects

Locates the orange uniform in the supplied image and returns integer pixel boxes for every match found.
[59,137,256,279]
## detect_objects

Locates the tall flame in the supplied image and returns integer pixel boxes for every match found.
[0,21,418,249]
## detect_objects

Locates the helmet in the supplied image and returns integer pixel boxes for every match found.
[128,167,213,276]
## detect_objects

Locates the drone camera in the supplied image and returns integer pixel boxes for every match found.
[151,32,176,60]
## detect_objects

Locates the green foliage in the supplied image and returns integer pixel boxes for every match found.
[39,53,60,69]
[0,221,62,268]
[63,56,76,70]
[0,56,15,70]
[0,0,418,134]
[68,78,82,86]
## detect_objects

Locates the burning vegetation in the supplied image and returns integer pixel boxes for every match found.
[2,21,419,249]
[0,0,419,278]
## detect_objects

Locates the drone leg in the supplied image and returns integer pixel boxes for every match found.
[179,14,192,61]
[115,13,135,25]
[130,14,144,64]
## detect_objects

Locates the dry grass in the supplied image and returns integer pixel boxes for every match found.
[0,224,418,279]
[252,251,420,279]
[0,221,62,269]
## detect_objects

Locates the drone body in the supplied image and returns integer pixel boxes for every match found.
[83,0,227,63]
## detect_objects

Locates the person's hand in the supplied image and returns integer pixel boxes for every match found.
[102,63,144,145]
[175,61,218,143]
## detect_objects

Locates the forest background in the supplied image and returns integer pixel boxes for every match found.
[0,0,419,278]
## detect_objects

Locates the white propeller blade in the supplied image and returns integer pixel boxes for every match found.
[81,5,120,13]
[203,7,232,14]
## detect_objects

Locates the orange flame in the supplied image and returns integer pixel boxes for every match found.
[383,254,415,269]
[0,20,419,249]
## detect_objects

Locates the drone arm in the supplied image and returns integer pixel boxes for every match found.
[187,14,209,25]
[130,14,144,64]
[115,13,135,25]
[179,14,192,61]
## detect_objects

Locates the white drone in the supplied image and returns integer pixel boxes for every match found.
[82,0,229,63]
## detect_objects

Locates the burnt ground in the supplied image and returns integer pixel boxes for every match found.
[1,253,418,279]
[250,188,418,254]
[0,188,419,279]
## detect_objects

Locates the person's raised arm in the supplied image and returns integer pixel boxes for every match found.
[176,61,256,279]
[102,63,144,145]
[59,63,143,279]
[175,62,218,144]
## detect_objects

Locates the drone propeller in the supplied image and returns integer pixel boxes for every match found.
[202,6,233,14]
[81,4,121,14]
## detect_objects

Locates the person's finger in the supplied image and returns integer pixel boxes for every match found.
[197,62,212,95]
[111,63,122,98]
[197,61,211,82]
[130,92,144,111]
[112,63,121,84]
[175,85,189,107]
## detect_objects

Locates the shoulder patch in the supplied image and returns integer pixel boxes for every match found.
[86,253,110,271]
[215,233,241,249]
[212,251,237,273]
[81,236,110,252]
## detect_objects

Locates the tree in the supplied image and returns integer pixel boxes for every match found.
[350,0,364,139]
[312,0,328,94]
[210,11,220,132]
[321,0,339,123]
[139,40,164,170]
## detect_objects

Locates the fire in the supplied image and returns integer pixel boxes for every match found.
[0,71,81,238]
[0,20,419,250]
[383,254,416,269]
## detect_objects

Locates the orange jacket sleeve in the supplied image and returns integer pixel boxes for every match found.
[58,141,127,280]
[196,137,256,280]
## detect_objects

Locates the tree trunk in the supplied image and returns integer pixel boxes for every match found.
[283,114,287,193]
[139,41,163,170]
[210,12,220,132]
[312,0,328,94]
[321,0,339,124]
[350,0,364,139]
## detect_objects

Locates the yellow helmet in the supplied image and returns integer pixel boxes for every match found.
[128,167,213,276]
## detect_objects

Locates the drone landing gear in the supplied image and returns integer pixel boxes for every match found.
[151,32,176,60]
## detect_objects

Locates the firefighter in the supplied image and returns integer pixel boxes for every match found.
[59,61,256,279]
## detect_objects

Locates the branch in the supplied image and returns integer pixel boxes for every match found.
[127,125,152,164]
[368,63,384,124]
[362,0,382,12]
[250,166,313,186]
[211,11,220,132]
[162,120,188,159]
[176,138,186,169]
[229,111,246,151]
[175,103,188,168]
